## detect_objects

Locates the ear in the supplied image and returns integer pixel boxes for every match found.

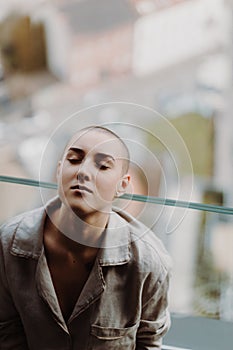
[115,174,130,197]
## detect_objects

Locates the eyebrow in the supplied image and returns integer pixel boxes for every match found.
[68,147,116,162]
[67,147,84,154]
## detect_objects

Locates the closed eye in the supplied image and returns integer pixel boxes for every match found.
[67,158,82,164]
[66,148,85,164]
[98,164,110,170]
[95,153,115,170]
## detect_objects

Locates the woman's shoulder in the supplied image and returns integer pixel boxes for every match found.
[113,207,172,275]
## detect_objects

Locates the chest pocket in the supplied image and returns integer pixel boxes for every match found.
[90,323,138,349]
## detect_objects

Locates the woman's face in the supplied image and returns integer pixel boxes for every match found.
[57,129,130,217]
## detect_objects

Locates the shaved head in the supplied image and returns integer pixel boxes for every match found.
[65,126,130,174]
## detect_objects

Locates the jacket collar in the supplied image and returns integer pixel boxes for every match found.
[10,205,46,259]
[10,197,130,265]
[98,209,130,266]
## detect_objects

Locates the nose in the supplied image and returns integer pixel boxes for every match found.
[77,171,89,182]
[76,158,91,182]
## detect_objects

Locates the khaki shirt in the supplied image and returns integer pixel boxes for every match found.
[0,197,171,349]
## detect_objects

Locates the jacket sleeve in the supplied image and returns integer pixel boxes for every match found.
[0,229,29,350]
[136,271,171,350]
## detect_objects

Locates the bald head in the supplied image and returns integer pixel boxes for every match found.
[64,126,130,175]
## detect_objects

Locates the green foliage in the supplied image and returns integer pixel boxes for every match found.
[147,113,214,177]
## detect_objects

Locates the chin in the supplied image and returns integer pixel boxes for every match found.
[69,204,91,217]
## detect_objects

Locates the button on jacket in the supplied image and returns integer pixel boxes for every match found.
[0,197,171,349]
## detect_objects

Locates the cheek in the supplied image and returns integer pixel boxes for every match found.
[95,173,119,195]
[57,171,73,193]
[59,171,68,186]
[60,165,76,180]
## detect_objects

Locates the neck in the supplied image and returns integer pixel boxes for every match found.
[51,203,110,248]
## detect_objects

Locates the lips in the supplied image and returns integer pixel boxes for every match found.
[70,184,93,193]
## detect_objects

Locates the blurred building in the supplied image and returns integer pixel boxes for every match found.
[41,0,138,90]
[0,15,47,73]
[130,0,187,14]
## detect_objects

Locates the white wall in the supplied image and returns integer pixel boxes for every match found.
[133,0,230,75]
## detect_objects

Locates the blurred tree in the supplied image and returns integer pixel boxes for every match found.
[147,113,214,177]
[193,189,225,319]
[0,14,47,74]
